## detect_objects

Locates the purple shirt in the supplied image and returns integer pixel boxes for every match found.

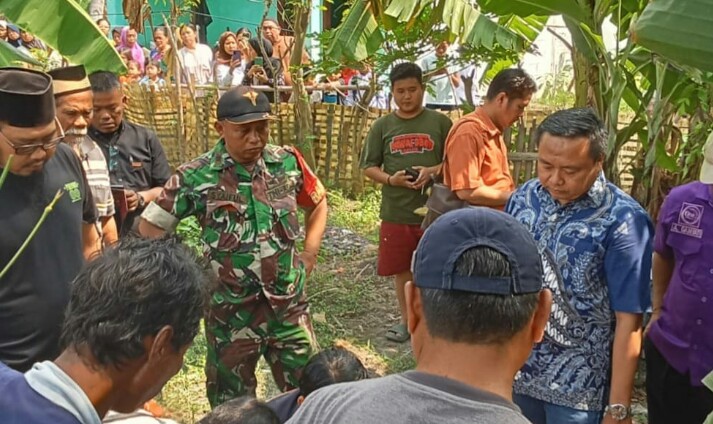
[649,181,713,386]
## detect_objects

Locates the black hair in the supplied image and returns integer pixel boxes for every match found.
[389,62,423,87]
[485,68,537,101]
[179,23,197,33]
[153,26,169,37]
[60,236,210,366]
[248,37,274,58]
[198,396,279,424]
[535,107,608,162]
[88,71,122,93]
[420,246,540,345]
[262,18,280,27]
[236,27,252,38]
[111,27,121,35]
[299,347,369,397]
[96,18,110,26]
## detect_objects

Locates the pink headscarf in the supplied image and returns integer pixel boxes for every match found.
[119,27,145,72]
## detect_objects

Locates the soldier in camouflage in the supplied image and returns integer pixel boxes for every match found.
[138,86,328,407]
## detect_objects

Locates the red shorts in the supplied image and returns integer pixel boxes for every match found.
[377,221,424,276]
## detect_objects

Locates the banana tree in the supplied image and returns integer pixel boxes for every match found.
[0,40,43,67]
[632,0,713,73]
[326,0,546,63]
[2,0,125,73]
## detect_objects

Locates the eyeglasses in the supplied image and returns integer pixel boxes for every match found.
[0,117,65,156]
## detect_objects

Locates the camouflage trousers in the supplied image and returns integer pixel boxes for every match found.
[204,293,316,408]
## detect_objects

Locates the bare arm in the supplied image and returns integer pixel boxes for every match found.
[606,312,643,424]
[82,223,101,260]
[101,216,119,246]
[300,198,328,276]
[647,252,675,332]
[454,186,512,207]
[139,187,164,204]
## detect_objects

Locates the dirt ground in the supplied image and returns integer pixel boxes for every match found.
[158,241,649,423]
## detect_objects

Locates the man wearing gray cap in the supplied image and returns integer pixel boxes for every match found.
[0,67,99,372]
[287,207,553,424]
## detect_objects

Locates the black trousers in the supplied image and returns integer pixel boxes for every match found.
[645,337,713,424]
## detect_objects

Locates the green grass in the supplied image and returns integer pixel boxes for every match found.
[161,189,420,423]
[325,187,382,243]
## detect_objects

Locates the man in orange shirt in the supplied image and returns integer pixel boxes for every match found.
[443,68,536,208]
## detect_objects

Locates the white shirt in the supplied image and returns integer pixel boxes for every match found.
[178,44,214,85]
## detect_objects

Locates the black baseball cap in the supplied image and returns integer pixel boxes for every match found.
[217,86,275,124]
[412,207,544,295]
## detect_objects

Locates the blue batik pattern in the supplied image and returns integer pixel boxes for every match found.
[507,174,652,411]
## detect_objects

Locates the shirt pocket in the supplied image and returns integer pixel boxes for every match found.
[272,198,300,244]
[205,199,248,252]
[667,232,703,282]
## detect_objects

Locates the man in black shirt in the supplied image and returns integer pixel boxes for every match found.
[0,68,99,372]
[88,71,171,236]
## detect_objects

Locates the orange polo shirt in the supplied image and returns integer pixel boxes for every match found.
[443,107,515,203]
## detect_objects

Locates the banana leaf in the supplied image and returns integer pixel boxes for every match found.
[632,0,713,73]
[328,0,541,62]
[2,0,125,74]
[478,0,590,24]
[0,40,43,67]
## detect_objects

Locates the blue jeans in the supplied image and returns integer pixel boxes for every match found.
[513,394,603,424]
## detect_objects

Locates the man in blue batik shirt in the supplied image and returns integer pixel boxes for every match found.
[506,108,653,424]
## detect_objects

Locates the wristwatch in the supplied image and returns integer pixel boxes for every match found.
[604,404,631,421]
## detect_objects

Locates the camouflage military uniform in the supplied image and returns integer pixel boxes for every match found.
[142,139,326,407]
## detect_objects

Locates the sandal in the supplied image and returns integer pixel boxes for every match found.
[386,323,410,343]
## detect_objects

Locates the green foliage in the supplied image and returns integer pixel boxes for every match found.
[2,0,125,73]
[326,187,381,242]
[324,0,544,64]
[536,53,575,109]
[176,216,202,254]
[633,0,713,73]
[0,40,42,67]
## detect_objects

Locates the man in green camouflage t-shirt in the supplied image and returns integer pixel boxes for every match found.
[138,87,328,407]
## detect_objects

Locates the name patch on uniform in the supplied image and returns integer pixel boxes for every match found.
[267,175,294,202]
[671,202,704,238]
[207,189,241,202]
[63,181,82,203]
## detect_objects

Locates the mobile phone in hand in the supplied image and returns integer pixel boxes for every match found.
[404,167,419,181]
[254,57,264,66]
[232,51,242,61]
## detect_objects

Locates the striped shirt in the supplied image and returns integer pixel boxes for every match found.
[79,137,115,218]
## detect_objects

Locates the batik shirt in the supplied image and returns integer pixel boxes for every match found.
[506,174,653,411]
[142,140,326,313]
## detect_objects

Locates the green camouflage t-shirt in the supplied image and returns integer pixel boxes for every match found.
[360,108,452,225]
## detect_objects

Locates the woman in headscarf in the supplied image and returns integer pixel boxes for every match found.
[118,27,145,72]
[243,37,283,102]
[19,30,47,51]
[214,31,246,88]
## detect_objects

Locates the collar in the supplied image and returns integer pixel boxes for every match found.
[538,172,608,209]
[25,361,102,424]
[473,107,501,139]
[209,140,284,171]
[89,120,126,143]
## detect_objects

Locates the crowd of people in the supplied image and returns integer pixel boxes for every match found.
[0,15,712,424]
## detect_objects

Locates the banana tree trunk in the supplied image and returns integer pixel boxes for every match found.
[290,0,317,169]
